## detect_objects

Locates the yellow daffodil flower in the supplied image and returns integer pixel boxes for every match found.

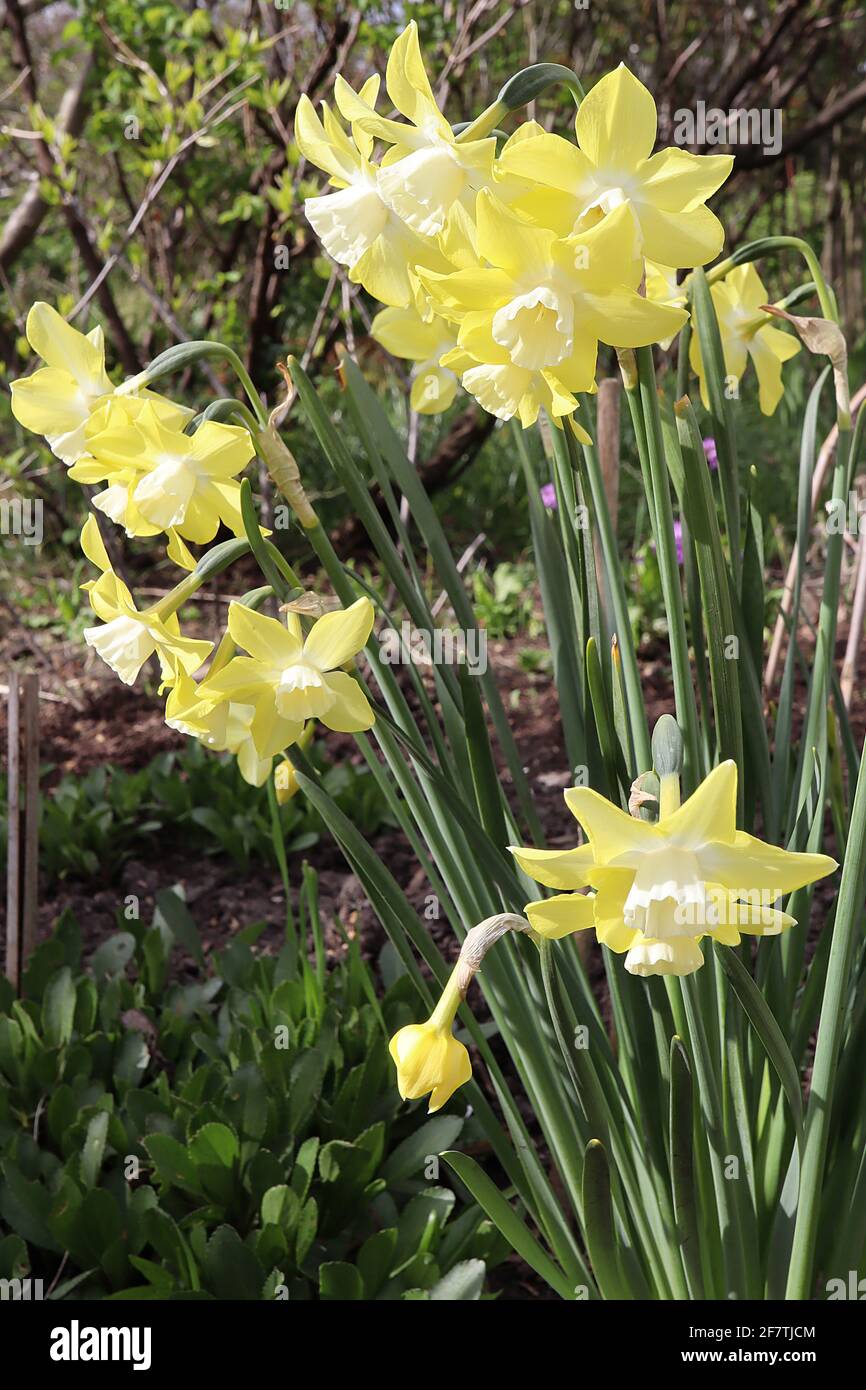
[79,516,211,686]
[196,597,375,761]
[295,78,449,308]
[79,400,254,542]
[10,302,189,464]
[371,303,461,413]
[511,760,835,977]
[334,23,495,240]
[390,970,471,1113]
[420,193,686,426]
[497,64,733,268]
[165,671,273,787]
[689,263,801,415]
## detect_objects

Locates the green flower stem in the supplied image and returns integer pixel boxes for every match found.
[688,269,741,587]
[539,941,681,1298]
[635,347,702,792]
[133,340,269,427]
[794,430,852,814]
[681,975,749,1297]
[705,237,837,326]
[786,741,866,1298]
[568,417,652,773]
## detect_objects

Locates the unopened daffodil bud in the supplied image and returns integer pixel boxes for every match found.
[390,914,531,1111]
[274,727,313,802]
[274,759,301,804]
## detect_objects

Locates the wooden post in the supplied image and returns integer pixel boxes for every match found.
[22,673,39,979]
[4,670,39,993]
[5,672,21,990]
[596,377,621,535]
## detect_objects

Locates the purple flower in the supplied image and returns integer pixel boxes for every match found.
[702,436,719,470]
[647,520,685,566]
[540,482,557,509]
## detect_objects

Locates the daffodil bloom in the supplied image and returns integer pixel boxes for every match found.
[10,302,189,464]
[371,303,461,413]
[79,517,212,686]
[334,23,496,240]
[389,970,471,1113]
[421,193,686,426]
[165,671,272,787]
[196,598,375,761]
[78,400,254,542]
[689,263,801,415]
[511,761,835,977]
[497,64,733,268]
[295,78,449,308]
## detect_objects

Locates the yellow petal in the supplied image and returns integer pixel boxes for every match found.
[410,365,458,414]
[564,785,659,863]
[318,670,375,733]
[576,65,657,171]
[524,892,596,940]
[372,305,445,361]
[294,94,360,184]
[385,22,451,137]
[228,601,301,666]
[249,693,306,761]
[698,835,836,896]
[303,596,374,671]
[631,202,726,269]
[497,131,594,200]
[476,189,556,276]
[10,367,91,443]
[748,327,800,416]
[80,514,111,573]
[639,148,734,212]
[662,760,738,846]
[26,301,110,387]
[580,286,688,350]
[509,841,595,891]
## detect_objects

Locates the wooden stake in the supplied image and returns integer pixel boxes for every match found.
[596,377,621,535]
[5,672,21,990]
[22,672,39,986]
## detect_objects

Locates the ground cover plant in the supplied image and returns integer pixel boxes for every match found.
[3,5,866,1307]
[0,876,502,1299]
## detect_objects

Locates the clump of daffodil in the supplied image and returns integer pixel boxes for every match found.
[80,517,212,687]
[497,64,733,268]
[196,596,375,763]
[391,914,531,1110]
[512,721,835,978]
[10,302,189,464]
[689,263,801,415]
[74,399,255,544]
